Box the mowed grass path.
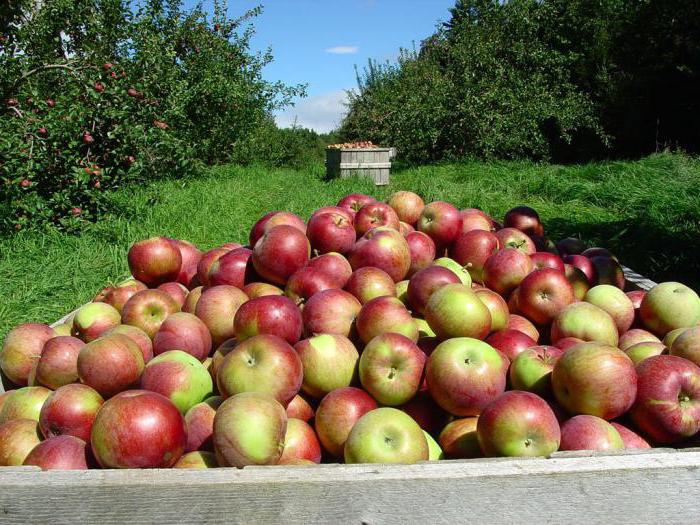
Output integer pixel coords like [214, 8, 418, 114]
[1, 153, 699, 339]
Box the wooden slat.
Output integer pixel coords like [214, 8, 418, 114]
[0, 450, 699, 524]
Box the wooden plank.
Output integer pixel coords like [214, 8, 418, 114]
[0, 451, 699, 524]
[622, 265, 657, 291]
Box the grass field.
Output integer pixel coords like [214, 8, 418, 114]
[1, 153, 699, 339]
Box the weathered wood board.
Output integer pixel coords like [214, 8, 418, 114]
[0, 449, 699, 524]
[326, 148, 392, 185]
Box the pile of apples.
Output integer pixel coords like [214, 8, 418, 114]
[2, 191, 700, 471]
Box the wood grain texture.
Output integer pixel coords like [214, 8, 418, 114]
[326, 148, 391, 185]
[1, 450, 699, 524]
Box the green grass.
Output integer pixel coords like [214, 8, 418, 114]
[1, 153, 699, 340]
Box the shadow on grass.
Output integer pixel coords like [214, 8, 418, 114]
[547, 216, 699, 292]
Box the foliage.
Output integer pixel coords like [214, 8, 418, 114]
[1, 153, 698, 339]
[0, 0, 304, 232]
[340, 0, 700, 163]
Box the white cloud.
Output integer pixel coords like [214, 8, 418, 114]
[325, 46, 359, 55]
[275, 90, 349, 133]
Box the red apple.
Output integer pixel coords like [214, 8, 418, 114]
[584, 285, 635, 334]
[564, 264, 590, 300]
[477, 391, 560, 457]
[504, 206, 543, 236]
[302, 289, 361, 338]
[194, 285, 248, 346]
[551, 302, 619, 347]
[405, 231, 436, 277]
[294, 334, 359, 398]
[344, 407, 428, 464]
[197, 247, 232, 286]
[23, 435, 90, 470]
[483, 248, 533, 296]
[72, 302, 121, 343]
[184, 396, 223, 452]
[507, 314, 540, 342]
[563, 254, 597, 284]
[0, 419, 43, 466]
[559, 415, 624, 451]
[399, 221, 415, 236]
[35, 336, 84, 389]
[424, 284, 492, 340]
[183, 286, 204, 313]
[555, 337, 585, 351]
[310, 205, 354, 223]
[610, 422, 651, 449]
[348, 227, 411, 282]
[168, 238, 202, 288]
[234, 295, 303, 345]
[208, 248, 256, 288]
[307, 211, 356, 255]
[156, 282, 189, 309]
[474, 289, 509, 332]
[345, 267, 396, 304]
[670, 327, 700, 366]
[354, 202, 400, 236]
[591, 256, 625, 289]
[0, 386, 52, 424]
[449, 230, 499, 284]
[213, 392, 287, 467]
[618, 328, 661, 351]
[407, 266, 461, 316]
[252, 225, 310, 285]
[127, 237, 182, 287]
[242, 282, 284, 299]
[279, 418, 322, 464]
[627, 289, 646, 326]
[486, 329, 536, 362]
[306, 252, 353, 288]
[77, 334, 145, 398]
[387, 191, 425, 225]
[337, 193, 376, 213]
[631, 355, 700, 443]
[530, 252, 565, 272]
[359, 333, 426, 406]
[495, 228, 536, 256]
[399, 391, 449, 435]
[417, 201, 462, 251]
[90, 390, 186, 468]
[426, 338, 506, 416]
[39, 384, 104, 441]
[625, 341, 666, 365]
[121, 289, 180, 339]
[438, 417, 481, 459]
[356, 296, 418, 344]
[249, 211, 306, 247]
[104, 325, 153, 364]
[285, 267, 338, 305]
[552, 342, 636, 419]
[217, 334, 302, 405]
[314, 387, 377, 457]
[286, 394, 315, 422]
[517, 269, 575, 326]
[509, 345, 564, 397]
[100, 280, 148, 313]
[556, 237, 587, 257]
[153, 312, 212, 361]
[460, 209, 493, 234]
[640, 282, 700, 337]
[140, 350, 213, 413]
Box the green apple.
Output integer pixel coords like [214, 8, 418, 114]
[433, 257, 472, 286]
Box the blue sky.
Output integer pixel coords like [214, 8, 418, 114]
[184, 1, 456, 132]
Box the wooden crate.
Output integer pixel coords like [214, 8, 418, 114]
[3, 267, 694, 525]
[326, 148, 392, 185]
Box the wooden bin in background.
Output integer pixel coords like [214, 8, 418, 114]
[325, 147, 392, 185]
